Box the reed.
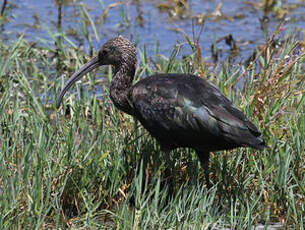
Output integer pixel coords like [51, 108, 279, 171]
[0, 25, 304, 229]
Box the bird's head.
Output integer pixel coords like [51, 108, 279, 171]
[98, 36, 136, 66]
[56, 36, 137, 109]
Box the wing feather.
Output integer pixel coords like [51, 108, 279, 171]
[131, 73, 265, 150]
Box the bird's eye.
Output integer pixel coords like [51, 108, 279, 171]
[101, 49, 108, 56]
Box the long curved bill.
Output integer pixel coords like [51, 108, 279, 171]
[56, 56, 100, 109]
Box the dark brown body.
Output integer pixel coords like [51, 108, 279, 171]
[131, 73, 265, 153]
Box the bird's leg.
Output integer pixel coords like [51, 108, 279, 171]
[197, 151, 211, 189]
[160, 149, 176, 197]
[162, 150, 173, 167]
[162, 150, 174, 180]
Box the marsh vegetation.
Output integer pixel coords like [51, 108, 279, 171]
[0, 1, 304, 229]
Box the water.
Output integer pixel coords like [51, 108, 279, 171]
[1, 0, 304, 61]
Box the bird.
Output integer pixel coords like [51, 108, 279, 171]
[56, 36, 266, 188]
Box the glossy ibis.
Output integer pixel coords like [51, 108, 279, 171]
[56, 36, 266, 187]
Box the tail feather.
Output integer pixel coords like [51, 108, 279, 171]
[219, 120, 267, 150]
[247, 136, 268, 150]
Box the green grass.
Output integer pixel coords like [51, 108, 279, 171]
[0, 28, 304, 229]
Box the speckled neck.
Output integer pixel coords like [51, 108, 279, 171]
[110, 61, 136, 115]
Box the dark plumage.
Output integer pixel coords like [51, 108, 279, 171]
[57, 36, 266, 187]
